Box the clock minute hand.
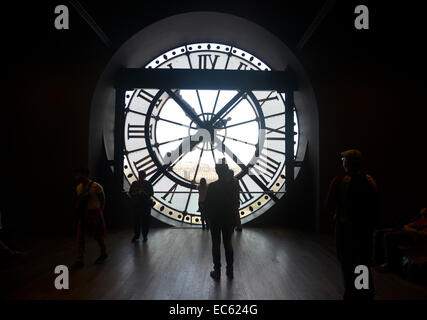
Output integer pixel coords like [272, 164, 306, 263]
[213, 135, 279, 203]
[165, 89, 205, 129]
[209, 90, 245, 127]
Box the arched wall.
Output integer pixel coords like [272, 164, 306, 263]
[89, 12, 320, 229]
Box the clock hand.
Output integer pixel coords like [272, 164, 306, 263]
[163, 130, 207, 166]
[213, 135, 279, 202]
[148, 130, 207, 185]
[209, 90, 245, 127]
[148, 136, 200, 185]
[165, 89, 206, 128]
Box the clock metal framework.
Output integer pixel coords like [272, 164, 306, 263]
[113, 43, 301, 226]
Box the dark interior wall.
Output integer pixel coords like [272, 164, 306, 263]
[3, 1, 426, 234]
[3, 2, 111, 233]
[299, 2, 427, 231]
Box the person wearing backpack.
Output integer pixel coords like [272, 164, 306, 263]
[325, 149, 379, 300]
[73, 168, 107, 268]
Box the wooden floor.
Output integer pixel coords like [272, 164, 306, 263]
[2, 227, 427, 300]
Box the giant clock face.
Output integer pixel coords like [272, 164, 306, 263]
[123, 42, 299, 225]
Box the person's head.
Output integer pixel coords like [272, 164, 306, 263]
[420, 208, 427, 216]
[341, 149, 362, 173]
[215, 159, 229, 179]
[200, 178, 207, 185]
[75, 167, 90, 184]
[226, 169, 234, 181]
[139, 170, 147, 180]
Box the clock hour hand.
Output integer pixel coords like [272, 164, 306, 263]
[165, 89, 205, 129]
[163, 130, 206, 166]
[209, 90, 245, 127]
[149, 131, 207, 185]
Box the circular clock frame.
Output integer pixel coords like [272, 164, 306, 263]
[89, 12, 320, 227]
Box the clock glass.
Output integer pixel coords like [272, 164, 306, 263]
[123, 42, 300, 226]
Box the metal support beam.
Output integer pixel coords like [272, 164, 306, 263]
[285, 90, 295, 189]
[69, 0, 113, 48]
[114, 88, 125, 191]
[114, 67, 299, 198]
[115, 68, 298, 91]
[296, 0, 336, 50]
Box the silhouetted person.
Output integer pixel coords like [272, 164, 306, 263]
[73, 168, 107, 268]
[130, 170, 154, 242]
[198, 178, 208, 230]
[375, 208, 427, 272]
[226, 169, 242, 231]
[205, 160, 239, 280]
[325, 149, 379, 300]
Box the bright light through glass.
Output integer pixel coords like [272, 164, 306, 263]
[156, 89, 259, 183]
[122, 42, 304, 226]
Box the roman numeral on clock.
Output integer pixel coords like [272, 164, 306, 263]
[258, 92, 279, 106]
[137, 89, 162, 108]
[161, 183, 178, 203]
[133, 154, 157, 177]
[198, 54, 220, 69]
[238, 179, 254, 204]
[237, 62, 250, 70]
[251, 152, 281, 185]
[127, 124, 152, 139]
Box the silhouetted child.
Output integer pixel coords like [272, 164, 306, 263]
[198, 178, 208, 230]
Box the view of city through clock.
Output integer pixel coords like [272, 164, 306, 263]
[123, 42, 300, 226]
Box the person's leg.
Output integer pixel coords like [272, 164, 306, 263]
[335, 223, 355, 299]
[373, 228, 393, 266]
[74, 219, 86, 267]
[199, 205, 205, 229]
[353, 234, 375, 300]
[235, 212, 242, 231]
[142, 209, 150, 241]
[210, 224, 221, 279]
[93, 210, 107, 263]
[384, 230, 415, 270]
[341, 247, 356, 299]
[200, 214, 206, 229]
[222, 226, 234, 278]
[132, 208, 141, 241]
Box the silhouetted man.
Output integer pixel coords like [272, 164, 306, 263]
[325, 149, 379, 300]
[226, 169, 242, 231]
[129, 170, 154, 242]
[205, 161, 239, 280]
[73, 168, 107, 268]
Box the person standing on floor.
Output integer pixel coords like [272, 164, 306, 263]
[198, 178, 209, 230]
[205, 160, 239, 281]
[325, 149, 379, 300]
[226, 169, 242, 232]
[130, 170, 154, 242]
[73, 168, 107, 268]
